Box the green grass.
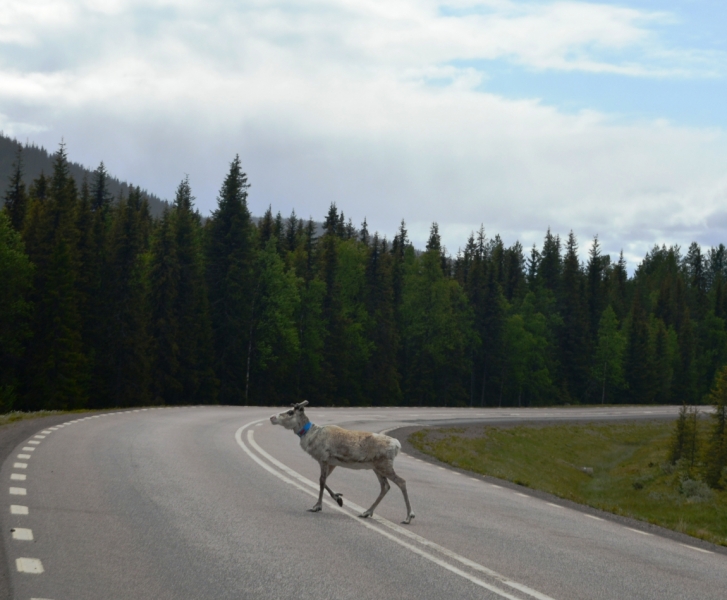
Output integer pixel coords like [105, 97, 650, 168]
[0, 410, 68, 427]
[0, 407, 128, 427]
[409, 421, 727, 547]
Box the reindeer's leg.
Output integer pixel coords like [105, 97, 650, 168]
[309, 462, 328, 513]
[359, 470, 390, 519]
[324, 465, 343, 507]
[378, 461, 415, 524]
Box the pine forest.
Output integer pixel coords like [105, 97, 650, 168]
[3, 143, 727, 414]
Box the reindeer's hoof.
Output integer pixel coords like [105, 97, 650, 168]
[358, 510, 373, 519]
[308, 505, 322, 513]
[334, 494, 344, 507]
[402, 513, 415, 525]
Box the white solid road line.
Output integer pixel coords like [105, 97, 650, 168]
[585, 515, 603, 521]
[626, 528, 651, 536]
[237, 421, 558, 600]
[681, 544, 713, 554]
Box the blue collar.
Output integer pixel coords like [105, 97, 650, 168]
[296, 422, 312, 437]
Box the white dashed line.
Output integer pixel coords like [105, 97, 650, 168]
[16, 557, 43, 574]
[11, 474, 26, 481]
[681, 544, 713, 554]
[33, 435, 46, 439]
[10, 505, 28, 515]
[626, 528, 651, 536]
[27, 441, 40, 445]
[22, 447, 35, 452]
[9, 487, 27, 495]
[13, 463, 27, 469]
[11, 527, 33, 541]
[41, 430, 52, 434]
[17, 454, 31, 459]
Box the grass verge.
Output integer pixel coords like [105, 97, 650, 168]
[0, 410, 69, 427]
[409, 420, 727, 547]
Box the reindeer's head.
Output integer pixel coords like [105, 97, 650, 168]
[270, 401, 309, 433]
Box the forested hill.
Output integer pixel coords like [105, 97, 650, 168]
[0, 134, 169, 216]
[3, 143, 727, 414]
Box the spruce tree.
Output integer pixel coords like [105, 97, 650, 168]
[592, 306, 626, 404]
[364, 234, 401, 405]
[172, 177, 217, 403]
[704, 366, 727, 488]
[684, 242, 707, 320]
[246, 238, 301, 404]
[3, 147, 28, 231]
[624, 290, 655, 404]
[97, 188, 152, 406]
[150, 178, 217, 405]
[586, 236, 605, 339]
[318, 206, 346, 405]
[205, 156, 254, 404]
[0, 211, 33, 410]
[502, 242, 526, 302]
[608, 251, 628, 321]
[559, 232, 589, 402]
[91, 162, 114, 213]
[21, 144, 88, 410]
[149, 208, 182, 404]
[74, 176, 105, 402]
[538, 229, 561, 293]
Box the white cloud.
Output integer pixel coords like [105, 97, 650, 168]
[0, 0, 726, 264]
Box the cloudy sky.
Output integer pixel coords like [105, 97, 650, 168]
[1, 0, 726, 265]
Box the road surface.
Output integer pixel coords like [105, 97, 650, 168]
[1, 405, 724, 600]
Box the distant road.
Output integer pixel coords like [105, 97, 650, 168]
[2, 405, 725, 600]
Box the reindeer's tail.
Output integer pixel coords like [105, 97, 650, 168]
[386, 437, 401, 460]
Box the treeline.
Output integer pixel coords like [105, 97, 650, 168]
[0, 134, 169, 217]
[3, 143, 727, 411]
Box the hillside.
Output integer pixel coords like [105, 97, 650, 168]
[0, 134, 169, 217]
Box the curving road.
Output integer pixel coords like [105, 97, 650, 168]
[1, 405, 725, 600]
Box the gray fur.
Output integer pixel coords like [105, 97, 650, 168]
[270, 401, 415, 524]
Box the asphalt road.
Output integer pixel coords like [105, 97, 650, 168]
[1, 405, 725, 600]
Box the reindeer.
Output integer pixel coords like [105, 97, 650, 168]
[270, 401, 415, 524]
